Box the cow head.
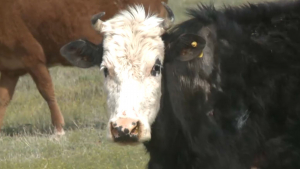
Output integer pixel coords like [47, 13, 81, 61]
[162, 25, 220, 134]
[60, 2, 174, 144]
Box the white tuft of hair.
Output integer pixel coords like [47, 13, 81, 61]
[101, 4, 164, 35]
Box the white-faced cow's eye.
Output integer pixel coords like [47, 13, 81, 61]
[151, 59, 162, 77]
[101, 66, 109, 78]
[104, 68, 109, 77]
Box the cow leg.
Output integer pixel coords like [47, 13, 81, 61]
[28, 64, 65, 135]
[0, 72, 19, 130]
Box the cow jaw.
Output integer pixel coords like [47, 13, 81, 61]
[98, 5, 165, 144]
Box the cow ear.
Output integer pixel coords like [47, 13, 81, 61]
[175, 34, 206, 62]
[60, 39, 103, 68]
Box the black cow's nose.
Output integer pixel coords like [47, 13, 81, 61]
[110, 118, 140, 142]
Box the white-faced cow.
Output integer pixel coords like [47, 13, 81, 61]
[0, 0, 168, 135]
[61, 0, 300, 169]
[61, 2, 174, 142]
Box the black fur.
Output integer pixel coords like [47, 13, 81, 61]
[144, 1, 300, 169]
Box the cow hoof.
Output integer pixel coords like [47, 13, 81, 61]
[54, 128, 65, 136]
[49, 130, 65, 141]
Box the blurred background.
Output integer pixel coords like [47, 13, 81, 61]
[0, 0, 278, 169]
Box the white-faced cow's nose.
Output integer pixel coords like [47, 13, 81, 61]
[110, 118, 140, 143]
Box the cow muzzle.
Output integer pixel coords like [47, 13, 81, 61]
[110, 118, 142, 144]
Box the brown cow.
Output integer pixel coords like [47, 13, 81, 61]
[0, 0, 168, 135]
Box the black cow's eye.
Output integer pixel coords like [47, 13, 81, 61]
[151, 59, 162, 77]
[102, 67, 109, 77]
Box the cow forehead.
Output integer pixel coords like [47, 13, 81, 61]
[100, 5, 165, 74]
[102, 5, 164, 36]
[102, 35, 164, 69]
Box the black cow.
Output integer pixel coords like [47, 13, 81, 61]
[60, 0, 300, 169]
[146, 1, 300, 169]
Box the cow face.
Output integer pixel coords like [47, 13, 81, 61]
[163, 26, 218, 126]
[99, 7, 166, 144]
[60, 3, 174, 144]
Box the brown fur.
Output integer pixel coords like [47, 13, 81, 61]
[0, 0, 168, 134]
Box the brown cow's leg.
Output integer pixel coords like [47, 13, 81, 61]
[28, 64, 65, 135]
[0, 72, 19, 130]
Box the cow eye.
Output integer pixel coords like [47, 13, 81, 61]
[101, 66, 109, 77]
[103, 68, 109, 77]
[151, 59, 162, 77]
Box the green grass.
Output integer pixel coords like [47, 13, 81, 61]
[3, 67, 107, 134]
[0, 0, 279, 168]
[0, 129, 148, 169]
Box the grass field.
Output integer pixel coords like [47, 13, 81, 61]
[1, 0, 278, 168]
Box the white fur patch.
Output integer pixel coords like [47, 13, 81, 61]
[98, 5, 165, 142]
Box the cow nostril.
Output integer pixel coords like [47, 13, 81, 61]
[124, 128, 129, 134]
[116, 126, 124, 134]
[130, 121, 140, 135]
